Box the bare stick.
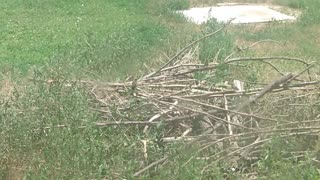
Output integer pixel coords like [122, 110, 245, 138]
[224, 39, 279, 61]
[162, 136, 195, 143]
[236, 73, 293, 112]
[142, 19, 234, 79]
[142, 140, 148, 162]
[90, 86, 110, 107]
[173, 64, 217, 76]
[225, 56, 309, 65]
[160, 64, 206, 72]
[258, 61, 303, 81]
[181, 81, 318, 99]
[95, 121, 159, 126]
[169, 96, 278, 122]
[160, 101, 251, 129]
[162, 128, 193, 143]
[259, 61, 285, 76]
[224, 95, 233, 135]
[34, 121, 160, 131]
[182, 128, 193, 137]
[133, 156, 168, 177]
[143, 100, 178, 133]
[287, 63, 315, 83]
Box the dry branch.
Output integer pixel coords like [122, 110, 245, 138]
[236, 73, 293, 111]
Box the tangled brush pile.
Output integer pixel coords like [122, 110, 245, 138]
[85, 22, 320, 177]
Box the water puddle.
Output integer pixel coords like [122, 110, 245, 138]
[177, 3, 297, 24]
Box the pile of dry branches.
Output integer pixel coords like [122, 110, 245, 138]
[86, 23, 320, 176]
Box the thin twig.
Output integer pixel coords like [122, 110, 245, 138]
[225, 56, 309, 65]
[224, 39, 279, 61]
[142, 19, 234, 79]
[133, 156, 168, 177]
[287, 63, 315, 83]
[96, 121, 159, 126]
[224, 95, 233, 135]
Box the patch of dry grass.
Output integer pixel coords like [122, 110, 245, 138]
[0, 79, 15, 101]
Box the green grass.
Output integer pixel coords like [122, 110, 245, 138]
[225, 0, 320, 82]
[1, 0, 320, 179]
[235, 0, 320, 56]
[0, 0, 174, 78]
[0, 0, 197, 179]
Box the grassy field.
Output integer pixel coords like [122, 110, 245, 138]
[0, 0, 195, 79]
[1, 0, 320, 179]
